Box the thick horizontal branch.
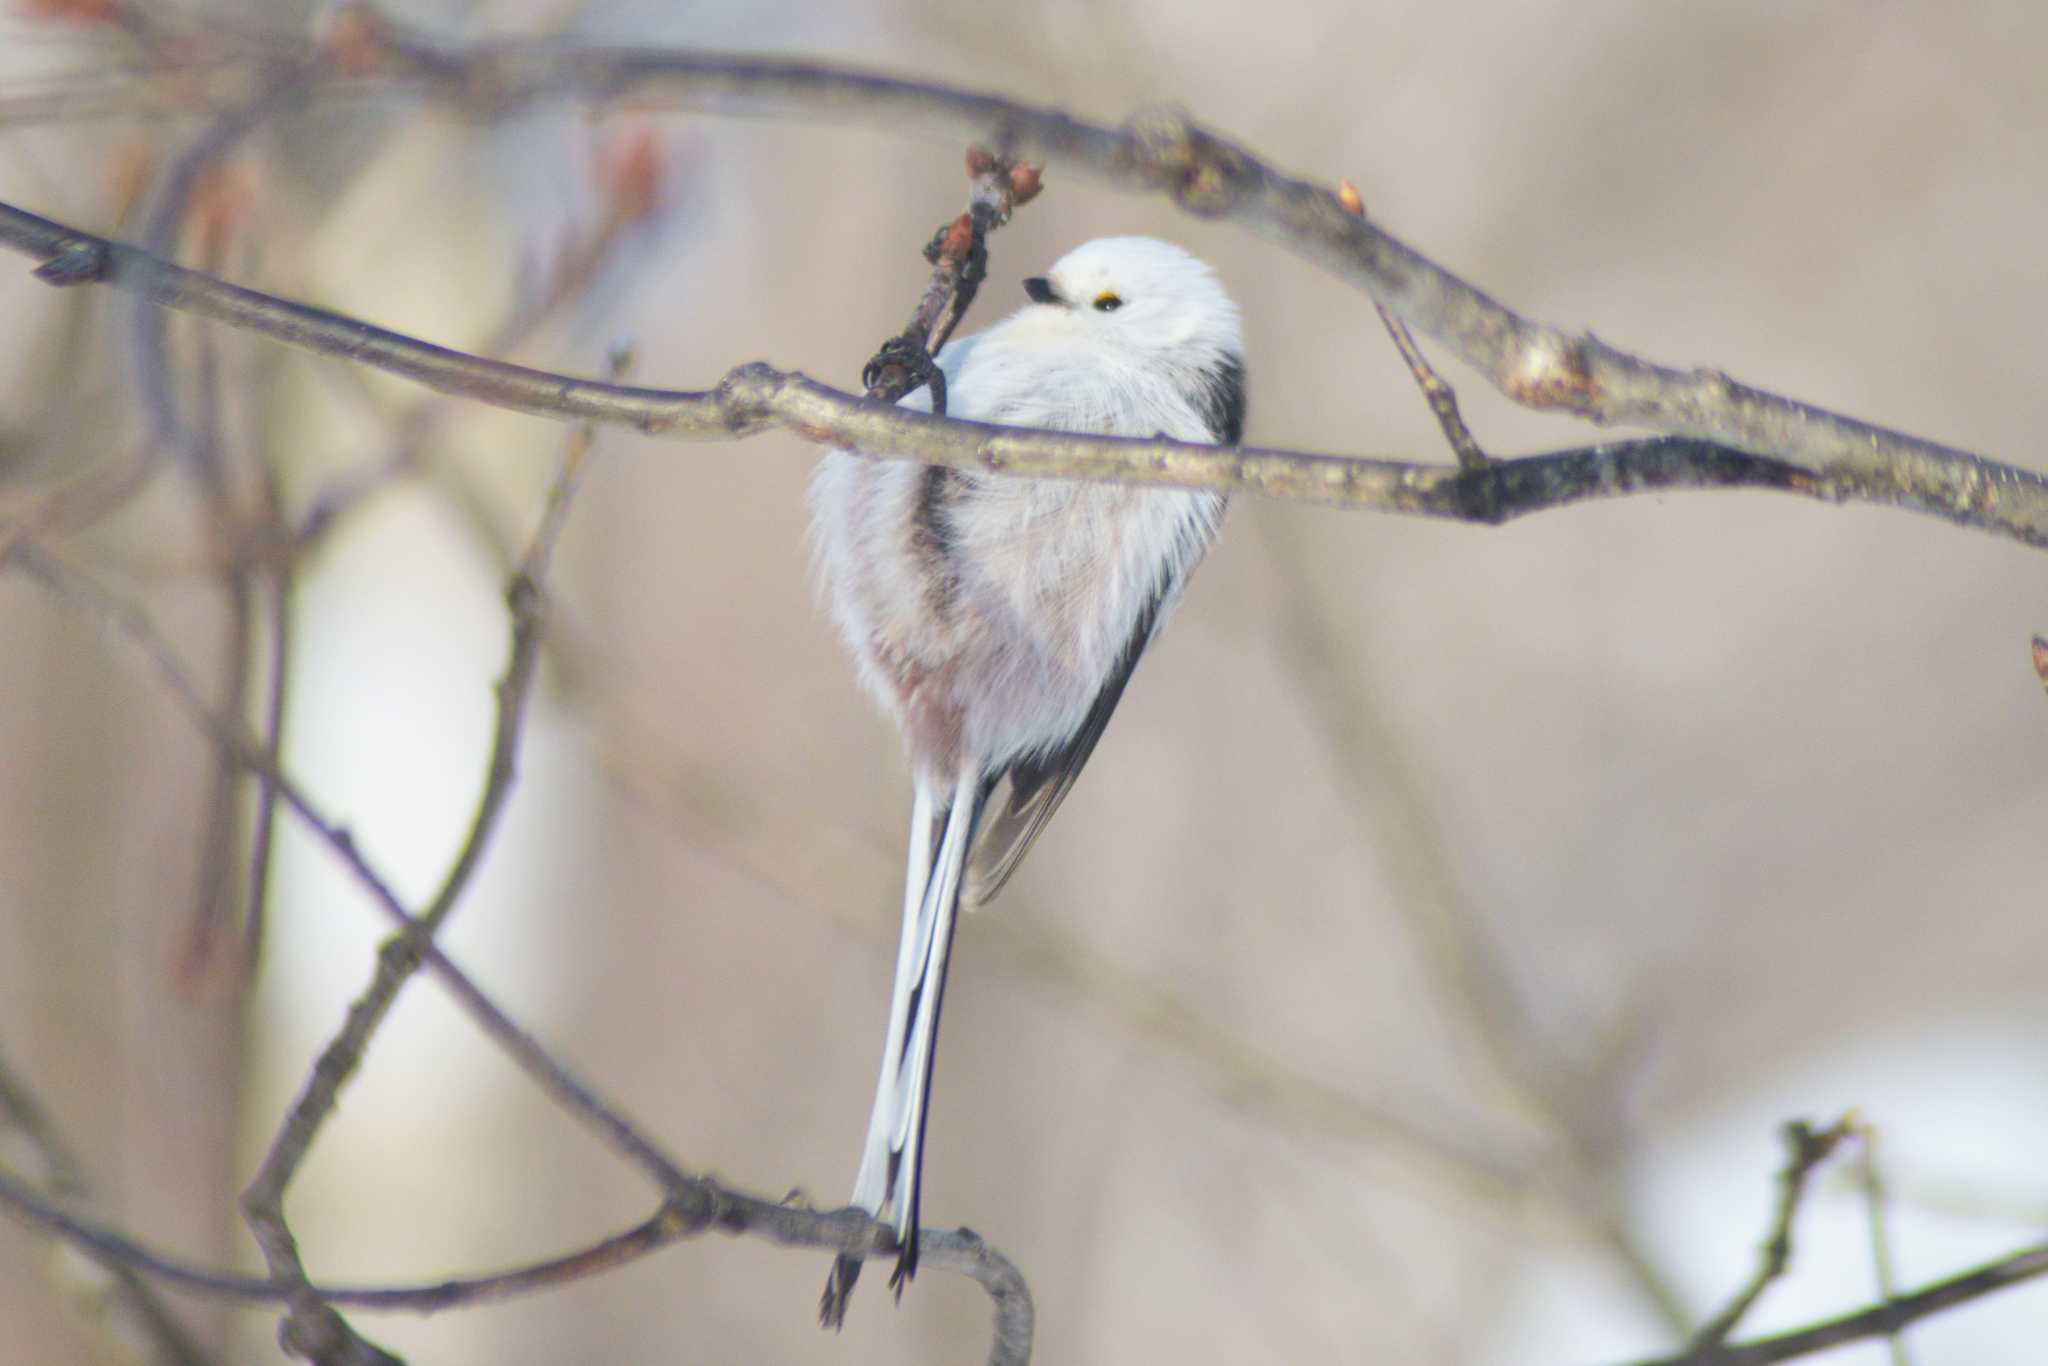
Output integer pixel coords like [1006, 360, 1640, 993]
[2, 198, 2040, 547]
[4, 24, 2040, 542]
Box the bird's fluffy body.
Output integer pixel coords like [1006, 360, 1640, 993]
[811, 236, 1240, 785]
[808, 236, 1245, 1317]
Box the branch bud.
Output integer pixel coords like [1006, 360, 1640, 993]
[1006, 163, 1043, 205]
[938, 212, 975, 263]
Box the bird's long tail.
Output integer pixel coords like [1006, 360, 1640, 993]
[821, 771, 987, 1327]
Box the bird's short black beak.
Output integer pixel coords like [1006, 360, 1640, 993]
[1022, 276, 1059, 306]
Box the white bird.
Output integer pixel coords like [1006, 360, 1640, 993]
[809, 235, 1246, 1321]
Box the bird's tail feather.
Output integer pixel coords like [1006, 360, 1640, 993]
[822, 772, 986, 1326]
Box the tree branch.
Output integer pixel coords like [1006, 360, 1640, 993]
[2, 26, 2038, 541]
[0, 532, 1035, 1364]
[0, 1160, 1028, 1342]
[1615, 1237, 2048, 1366]
[3, 197, 2039, 550]
[1691, 1118, 1855, 1348]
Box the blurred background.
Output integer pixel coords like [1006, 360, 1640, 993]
[1, 1, 2045, 1362]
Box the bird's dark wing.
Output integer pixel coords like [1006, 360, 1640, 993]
[967, 590, 1164, 906]
[968, 349, 1243, 905]
[1197, 353, 1248, 446]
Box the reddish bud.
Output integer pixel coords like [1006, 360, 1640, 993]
[966, 145, 997, 177]
[1007, 162, 1043, 205]
[939, 212, 975, 262]
[1336, 178, 1365, 217]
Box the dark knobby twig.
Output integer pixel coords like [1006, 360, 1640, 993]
[861, 147, 1042, 412]
[1691, 1117, 1857, 1349]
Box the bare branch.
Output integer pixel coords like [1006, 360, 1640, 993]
[862, 147, 1041, 411]
[0, 535, 1035, 1362]
[232, 389, 605, 1359]
[2, 18, 2038, 1364]
[1691, 1117, 1856, 1348]
[1338, 177, 1489, 470]
[1849, 1123, 1914, 1366]
[0, 1164, 1026, 1328]
[3, 199, 2039, 550]
[1615, 1237, 2048, 1366]
[3, 32, 2037, 540]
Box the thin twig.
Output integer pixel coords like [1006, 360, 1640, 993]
[234, 383, 603, 1359]
[277, 124, 676, 569]
[861, 146, 1041, 411]
[1338, 177, 1489, 469]
[1374, 303, 1489, 468]
[3, 536, 691, 1189]
[239, 465, 293, 974]
[3, 530, 1038, 1361]
[1691, 1117, 1856, 1348]
[1850, 1122, 1914, 1366]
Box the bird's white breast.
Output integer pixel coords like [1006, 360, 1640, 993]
[810, 315, 1224, 782]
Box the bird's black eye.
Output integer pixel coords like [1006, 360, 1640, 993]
[1093, 292, 1123, 312]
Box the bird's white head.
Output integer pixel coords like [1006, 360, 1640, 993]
[1019, 235, 1242, 364]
